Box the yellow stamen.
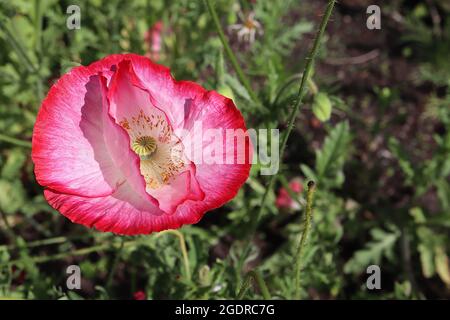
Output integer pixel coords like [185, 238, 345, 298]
[132, 136, 157, 160]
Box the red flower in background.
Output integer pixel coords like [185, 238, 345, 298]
[133, 290, 146, 300]
[275, 178, 303, 211]
[32, 54, 251, 235]
[145, 21, 163, 61]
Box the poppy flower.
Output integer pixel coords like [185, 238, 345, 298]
[32, 54, 251, 235]
[275, 178, 303, 211]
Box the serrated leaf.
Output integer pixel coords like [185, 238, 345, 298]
[315, 121, 351, 186]
[388, 137, 415, 182]
[224, 74, 251, 102]
[344, 227, 399, 274]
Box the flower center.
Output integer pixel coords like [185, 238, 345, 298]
[244, 19, 256, 29]
[119, 109, 189, 190]
[132, 135, 157, 160]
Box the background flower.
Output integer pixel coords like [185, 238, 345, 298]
[275, 178, 303, 211]
[144, 21, 163, 61]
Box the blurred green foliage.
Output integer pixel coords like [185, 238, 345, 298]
[0, 0, 449, 300]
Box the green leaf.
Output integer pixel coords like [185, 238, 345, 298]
[0, 179, 25, 214]
[344, 226, 400, 274]
[224, 74, 251, 102]
[217, 84, 235, 101]
[312, 92, 332, 122]
[1, 148, 26, 180]
[388, 137, 415, 182]
[436, 179, 450, 211]
[300, 164, 318, 182]
[435, 246, 450, 286]
[418, 243, 435, 278]
[315, 121, 351, 187]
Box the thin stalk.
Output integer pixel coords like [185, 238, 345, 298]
[157, 230, 191, 280]
[204, 0, 261, 107]
[0, 210, 16, 244]
[0, 133, 32, 148]
[272, 74, 318, 107]
[238, 0, 336, 270]
[0, 18, 43, 102]
[400, 228, 425, 299]
[106, 238, 125, 290]
[237, 269, 271, 300]
[294, 181, 316, 299]
[0, 239, 141, 267]
[33, 0, 44, 101]
[0, 22, 37, 74]
[0, 236, 71, 251]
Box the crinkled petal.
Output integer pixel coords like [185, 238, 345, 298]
[105, 55, 252, 215]
[107, 59, 204, 213]
[32, 67, 123, 197]
[44, 183, 202, 235]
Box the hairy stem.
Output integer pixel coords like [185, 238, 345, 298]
[0, 133, 32, 148]
[238, 0, 336, 271]
[237, 269, 271, 300]
[294, 181, 316, 299]
[106, 237, 125, 290]
[272, 74, 318, 107]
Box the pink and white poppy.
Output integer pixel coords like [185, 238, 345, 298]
[32, 54, 251, 235]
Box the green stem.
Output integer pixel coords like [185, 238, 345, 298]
[157, 230, 191, 280]
[33, 0, 44, 102]
[272, 74, 318, 107]
[294, 181, 316, 299]
[0, 22, 38, 74]
[1, 19, 44, 102]
[237, 269, 271, 300]
[0, 239, 141, 267]
[204, 0, 261, 107]
[0, 236, 73, 251]
[0, 210, 16, 244]
[238, 0, 336, 271]
[106, 238, 125, 290]
[0, 133, 32, 148]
